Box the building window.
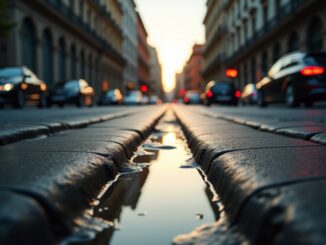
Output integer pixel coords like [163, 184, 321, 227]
[42, 29, 53, 85]
[262, 4, 268, 25]
[88, 54, 92, 83]
[70, 44, 77, 78]
[273, 42, 282, 62]
[251, 15, 256, 36]
[288, 31, 299, 52]
[261, 51, 268, 76]
[80, 50, 85, 78]
[251, 57, 256, 83]
[306, 17, 324, 52]
[275, 0, 281, 14]
[79, 0, 84, 21]
[58, 37, 66, 80]
[21, 18, 37, 72]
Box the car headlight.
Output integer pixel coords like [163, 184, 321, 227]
[0, 83, 14, 91]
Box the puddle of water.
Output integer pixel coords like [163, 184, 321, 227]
[88, 111, 220, 245]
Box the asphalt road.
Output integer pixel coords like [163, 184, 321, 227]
[0, 104, 325, 126]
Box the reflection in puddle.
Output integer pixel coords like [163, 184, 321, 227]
[92, 111, 220, 245]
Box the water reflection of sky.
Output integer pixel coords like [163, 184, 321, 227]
[94, 118, 220, 245]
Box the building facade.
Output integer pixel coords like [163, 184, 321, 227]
[119, 0, 138, 94]
[203, 0, 326, 89]
[149, 46, 163, 98]
[2, 0, 125, 98]
[184, 44, 204, 91]
[136, 12, 150, 88]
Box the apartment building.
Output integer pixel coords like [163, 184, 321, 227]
[2, 0, 125, 97]
[184, 44, 204, 91]
[149, 46, 163, 98]
[119, 0, 138, 93]
[203, 0, 326, 89]
[136, 12, 150, 87]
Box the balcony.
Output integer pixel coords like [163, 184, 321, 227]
[45, 0, 125, 66]
[226, 0, 314, 65]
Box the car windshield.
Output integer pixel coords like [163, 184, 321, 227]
[0, 67, 22, 78]
[305, 55, 326, 66]
[56, 80, 79, 91]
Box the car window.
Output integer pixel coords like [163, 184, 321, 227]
[304, 55, 326, 66]
[0, 67, 22, 78]
[281, 59, 300, 70]
[57, 80, 80, 91]
[268, 60, 282, 77]
[212, 83, 232, 92]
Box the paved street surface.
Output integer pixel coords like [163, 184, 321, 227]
[0, 105, 326, 244]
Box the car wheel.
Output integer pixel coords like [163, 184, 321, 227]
[38, 93, 47, 108]
[58, 102, 64, 108]
[285, 85, 299, 107]
[77, 96, 84, 107]
[257, 90, 267, 107]
[304, 100, 314, 108]
[13, 89, 25, 108]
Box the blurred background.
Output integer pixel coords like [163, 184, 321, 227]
[0, 0, 325, 108]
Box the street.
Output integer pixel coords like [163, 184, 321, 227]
[1, 0, 326, 244]
[0, 104, 325, 244]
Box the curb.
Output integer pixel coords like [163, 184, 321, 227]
[0, 107, 167, 244]
[0, 110, 136, 145]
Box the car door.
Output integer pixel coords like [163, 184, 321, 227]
[263, 60, 281, 103]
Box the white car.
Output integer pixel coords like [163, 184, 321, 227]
[124, 90, 143, 105]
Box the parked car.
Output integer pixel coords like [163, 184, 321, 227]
[240, 83, 258, 105]
[0, 66, 47, 108]
[124, 90, 143, 105]
[98, 89, 123, 105]
[183, 90, 201, 104]
[149, 95, 159, 104]
[204, 80, 240, 105]
[47, 79, 94, 107]
[257, 52, 326, 107]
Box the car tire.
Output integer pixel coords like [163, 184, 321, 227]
[77, 96, 84, 107]
[13, 89, 25, 109]
[58, 102, 64, 108]
[257, 90, 267, 107]
[285, 85, 299, 107]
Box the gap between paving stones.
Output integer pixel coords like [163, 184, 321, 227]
[0, 107, 167, 244]
[0, 109, 142, 146]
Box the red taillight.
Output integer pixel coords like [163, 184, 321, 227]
[235, 90, 241, 98]
[301, 66, 325, 76]
[183, 97, 190, 103]
[206, 90, 213, 98]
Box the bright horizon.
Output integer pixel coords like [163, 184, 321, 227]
[135, 0, 206, 92]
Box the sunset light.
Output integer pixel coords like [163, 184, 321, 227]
[135, 0, 205, 92]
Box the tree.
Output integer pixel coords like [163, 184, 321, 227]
[0, 0, 15, 37]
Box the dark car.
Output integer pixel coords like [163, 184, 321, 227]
[257, 52, 326, 107]
[240, 83, 258, 105]
[0, 66, 47, 108]
[48, 79, 94, 107]
[204, 80, 240, 105]
[183, 90, 201, 104]
[98, 89, 123, 105]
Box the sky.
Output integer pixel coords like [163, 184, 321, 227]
[135, 0, 206, 92]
